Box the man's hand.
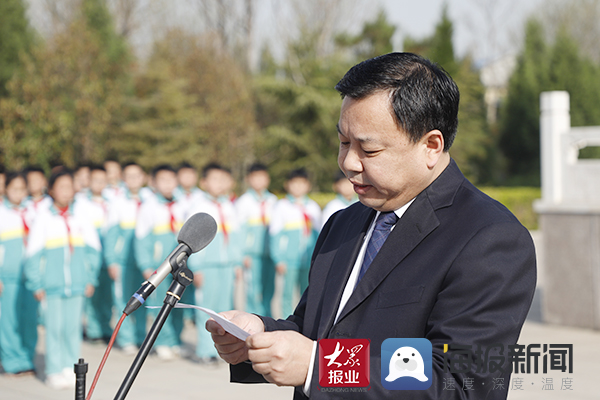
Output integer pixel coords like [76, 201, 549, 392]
[142, 269, 153, 280]
[85, 284, 95, 298]
[193, 272, 203, 288]
[34, 289, 46, 302]
[247, 330, 313, 387]
[276, 262, 286, 275]
[243, 256, 252, 269]
[206, 310, 265, 365]
[108, 264, 120, 281]
[0, 279, 3, 296]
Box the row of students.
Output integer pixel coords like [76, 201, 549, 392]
[0, 160, 357, 384]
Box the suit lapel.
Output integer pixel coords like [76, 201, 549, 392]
[335, 192, 440, 324]
[318, 207, 374, 338]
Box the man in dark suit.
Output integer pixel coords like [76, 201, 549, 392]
[207, 52, 536, 399]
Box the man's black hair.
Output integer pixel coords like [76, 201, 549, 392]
[202, 162, 230, 178]
[122, 161, 142, 170]
[75, 163, 91, 171]
[247, 163, 268, 174]
[5, 171, 27, 187]
[335, 52, 460, 151]
[90, 164, 106, 173]
[151, 164, 176, 178]
[48, 167, 74, 189]
[24, 165, 45, 175]
[178, 162, 196, 172]
[286, 168, 309, 181]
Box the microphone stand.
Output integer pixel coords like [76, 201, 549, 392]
[114, 265, 194, 400]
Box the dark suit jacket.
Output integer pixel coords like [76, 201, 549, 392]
[231, 160, 537, 399]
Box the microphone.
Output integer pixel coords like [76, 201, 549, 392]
[123, 212, 217, 315]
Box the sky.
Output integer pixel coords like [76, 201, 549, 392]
[379, 0, 545, 65]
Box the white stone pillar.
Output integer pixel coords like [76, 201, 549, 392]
[540, 91, 570, 205]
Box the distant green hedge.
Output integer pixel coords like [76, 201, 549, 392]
[309, 186, 541, 231]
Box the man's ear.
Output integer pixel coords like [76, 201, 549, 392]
[422, 129, 445, 169]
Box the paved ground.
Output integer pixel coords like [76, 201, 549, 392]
[0, 318, 597, 400]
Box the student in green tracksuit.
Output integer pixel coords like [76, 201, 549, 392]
[24, 168, 101, 389]
[234, 163, 277, 316]
[269, 169, 321, 317]
[0, 172, 37, 376]
[187, 163, 242, 362]
[134, 165, 185, 361]
[104, 162, 148, 354]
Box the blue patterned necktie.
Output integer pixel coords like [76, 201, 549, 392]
[356, 211, 399, 285]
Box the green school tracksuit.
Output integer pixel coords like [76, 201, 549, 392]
[0, 199, 37, 374]
[235, 189, 277, 316]
[269, 195, 321, 317]
[104, 190, 146, 348]
[134, 194, 185, 349]
[24, 202, 101, 377]
[187, 194, 242, 359]
[77, 194, 113, 341]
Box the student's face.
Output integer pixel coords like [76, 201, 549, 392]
[333, 177, 355, 201]
[123, 165, 145, 193]
[27, 171, 47, 197]
[50, 176, 75, 208]
[104, 161, 122, 185]
[337, 91, 435, 212]
[6, 177, 27, 206]
[89, 170, 107, 196]
[247, 171, 270, 192]
[154, 170, 177, 199]
[177, 168, 197, 190]
[201, 169, 230, 198]
[285, 177, 311, 198]
[74, 167, 90, 192]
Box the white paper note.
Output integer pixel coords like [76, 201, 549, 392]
[146, 304, 250, 341]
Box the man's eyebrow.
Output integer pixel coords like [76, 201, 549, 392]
[336, 123, 375, 143]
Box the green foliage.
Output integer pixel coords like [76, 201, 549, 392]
[0, 0, 34, 97]
[498, 17, 600, 185]
[335, 10, 396, 60]
[0, 2, 130, 170]
[114, 30, 256, 180]
[427, 4, 457, 76]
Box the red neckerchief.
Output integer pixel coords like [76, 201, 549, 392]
[295, 199, 311, 236]
[165, 201, 176, 234]
[13, 205, 29, 245]
[213, 200, 228, 244]
[260, 199, 267, 226]
[57, 205, 73, 253]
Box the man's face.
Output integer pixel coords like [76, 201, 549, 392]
[154, 170, 177, 199]
[89, 170, 107, 196]
[74, 167, 90, 192]
[177, 168, 197, 190]
[6, 177, 27, 206]
[201, 169, 230, 198]
[337, 91, 432, 212]
[123, 165, 145, 193]
[104, 161, 122, 185]
[27, 171, 47, 197]
[285, 177, 311, 198]
[50, 175, 75, 208]
[247, 171, 270, 192]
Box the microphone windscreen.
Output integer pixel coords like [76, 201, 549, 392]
[177, 212, 218, 253]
